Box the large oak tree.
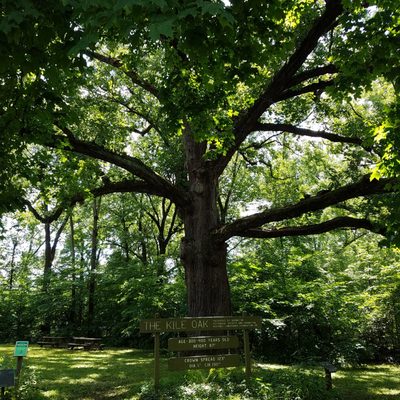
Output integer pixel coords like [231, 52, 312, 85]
[1, 0, 399, 316]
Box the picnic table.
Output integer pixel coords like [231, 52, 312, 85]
[37, 336, 68, 348]
[67, 337, 104, 350]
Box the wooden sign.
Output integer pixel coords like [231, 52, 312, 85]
[168, 354, 241, 371]
[14, 341, 29, 357]
[140, 314, 261, 389]
[0, 369, 15, 387]
[140, 316, 262, 333]
[168, 335, 239, 351]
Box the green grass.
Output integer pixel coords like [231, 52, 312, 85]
[0, 345, 160, 399]
[256, 363, 400, 400]
[0, 344, 399, 399]
[334, 365, 400, 400]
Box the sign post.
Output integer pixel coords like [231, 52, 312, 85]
[154, 332, 160, 391]
[153, 314, 160, 392]
[14, 341, 29, 386]
[243, 329, 251, 382]
[242, 313, 251, 383]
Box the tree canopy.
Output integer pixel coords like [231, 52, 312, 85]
[0, 0, 399, 317]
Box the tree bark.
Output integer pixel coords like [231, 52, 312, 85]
[181, 132, 231, 317]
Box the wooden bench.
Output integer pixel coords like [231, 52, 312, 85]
[37, 336, 68, 348]
[68, 337, 104, 350]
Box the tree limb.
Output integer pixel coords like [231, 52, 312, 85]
[214, 175, 397, 241]
[274, 79, 334, 102]
[108, 97, 161, 135]
[25, 201, 46, 223]
[51, 211, 71, 258]
[288, 64, 338, 87]
[84, 50, 160, 99]
[25, 178, 184, 225]
[53, 127, 190, 208]
[254, 122, 366, 148]
[213, 0, 344, 176]
[238, 216, 385, 239]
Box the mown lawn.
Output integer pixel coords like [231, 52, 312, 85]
[0, 344, 399, 399]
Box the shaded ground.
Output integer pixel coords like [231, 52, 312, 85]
[0, 345, 399, 399]
[334, 365, 400, 400]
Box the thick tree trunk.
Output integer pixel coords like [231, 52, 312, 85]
[181, 133, 232, 317]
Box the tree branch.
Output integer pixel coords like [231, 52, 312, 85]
[288, 64, 338, 87]
[274, 79, 334, 102]
[25, 179, 168, 224]
[238, 216, 385, 239]
[25, 201, 46, 223]
[254, 122, 366, 148]
[165, 206, 181, 243]
[84, 50, 160, 99]
[213, 0, 344, 176]
[214, 175, 397, 241]
[108, 97, 161, 134]
[53, 127, 190, 208]
[51, 211, 71, 258]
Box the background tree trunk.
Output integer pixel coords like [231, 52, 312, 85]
[8, 240, 17, 290]
[69, 214, 77, 330]
[88, 197, 101, 335]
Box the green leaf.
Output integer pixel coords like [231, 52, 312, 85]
[149, 17, 175, 40]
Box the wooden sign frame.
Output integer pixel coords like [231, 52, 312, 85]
[140, 316, 261, 333]
[140, 314, 261, 390]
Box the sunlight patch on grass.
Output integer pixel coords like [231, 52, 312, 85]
[43, 389, 60, 398]
[74, 377, 98, 383]
[124, 360, 152, 365]
[103, 386, 130, 398]
[257, 363, 290, 370]
[73, 362, 99, 368]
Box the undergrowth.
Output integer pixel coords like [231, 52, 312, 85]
[138, 367, 336, 400]
[0, 354, 42, 400]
